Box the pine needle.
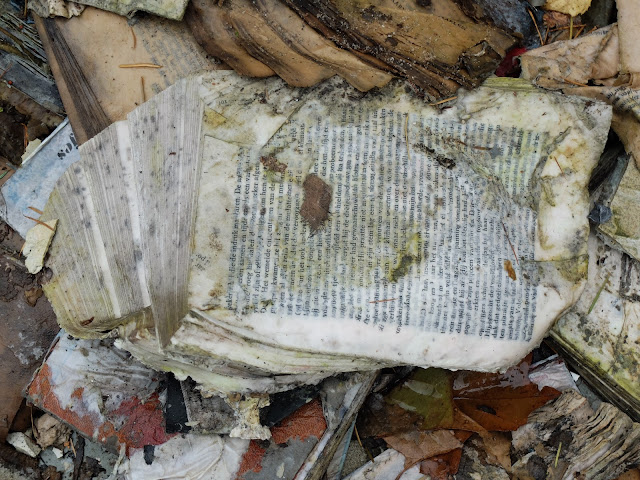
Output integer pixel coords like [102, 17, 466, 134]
[554, 441, 562, 468]
[355, 425, 374, 463]
[23, 214, 54, 231]
[428, 96, 457, 106]
[119, 63, 162, 69]
[528, 9, 544, 45]
[588, 274, 610, 314]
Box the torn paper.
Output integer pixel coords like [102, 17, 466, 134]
[23, 219, 57, 274]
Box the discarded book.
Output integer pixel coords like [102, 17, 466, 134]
[34, 72, 611, 401]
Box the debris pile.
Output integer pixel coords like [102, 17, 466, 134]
[1, 0, 640, 478]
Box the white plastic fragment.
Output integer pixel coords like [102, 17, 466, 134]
[6, 432, 42, 458]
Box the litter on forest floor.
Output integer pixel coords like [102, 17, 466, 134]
[3, 0, 640, 478]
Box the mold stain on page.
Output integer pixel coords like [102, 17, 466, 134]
[300, 174, 332, 233]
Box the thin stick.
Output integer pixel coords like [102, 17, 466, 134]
[501, 221, 519, 265]
[528, 9, 544, 45]
[549, 24, 586, 32]
[553, 157, 565, 176]
[562, 77, 589, 87]
[141, 76, 146, 102]
[22, 123, 28, 150]
[0, 62, 13, 80]
[23, 214, 54, 231]
[569, 16, 574, 39]
[588, 274, 610, 314]
[28, 206, 43, 214]
[554, 441, 562, 468]
[587, 26, 599, 34]
[428, 96, 457, 106]
[130, 26, 137, 49]
[119, 63, 162, 69]
[69, 438, 76, 457]
[404, 114, 411, 161]
[574, 24, 586, 38]
[369, 298, 397, 304]
[354, 425, 374, 463]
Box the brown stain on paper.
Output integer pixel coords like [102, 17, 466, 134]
[504, 259, 517, 281]
[300, 174, 331, 233]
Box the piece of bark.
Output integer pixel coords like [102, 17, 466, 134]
[512, 390, 640, 480]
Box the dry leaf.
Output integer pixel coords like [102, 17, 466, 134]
[478, 431, 512, 471]
[452, 357, 561, 431]
[420, 448, 464, 479]
[384, 430, 462, 466]
[543, 0, 591, 17]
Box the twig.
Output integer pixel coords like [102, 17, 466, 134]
[549, 24, 586, 32]
[569, 16, 573, 39]
[588, 274, 610, 314]
[130, 26, 137, 49]
[354, 425, 374, 463]
[553, 157, 565, 176]
[119, 63, 162, 69]
[574, 24, 586, 38]
[110, 444, 126, 480]
[554, 441, 562, 468]
[141, 76, 146, 102]
[22, 123, 28, 150]
[428, 96, 457, 106]
[404, 114, 411, 161]
[23, 214, 54, 231]
[528, 9, 544, 45]
[369, 298, 397, 304]
[28, 206, 43, 215]
[0, 62, 13, 80]
[561, 77, 589, 87]
[501, 221, 519, 265]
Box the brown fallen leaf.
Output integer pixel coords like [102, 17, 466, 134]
[383, 429, 462, 467]
[478, 431, 512, 471]
[452, 357, 561, 431]
[420, 448, 464, 480]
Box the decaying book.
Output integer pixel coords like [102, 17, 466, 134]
[186, 0, 518, 99]
[550, 233, 640, 420]
[33, 6, 218, 144]
[35, 72, 611, 400]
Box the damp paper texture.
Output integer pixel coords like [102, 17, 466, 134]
[40, 73, 611, 394]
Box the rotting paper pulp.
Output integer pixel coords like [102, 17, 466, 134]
[520, 4, 640, 260]
[38, 72, 611, 398]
